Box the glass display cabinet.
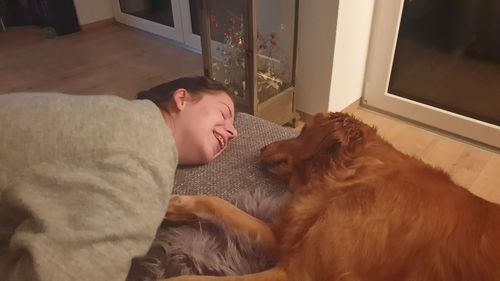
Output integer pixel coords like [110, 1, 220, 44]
[199, 0, 299, 125]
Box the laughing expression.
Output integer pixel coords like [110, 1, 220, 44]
[173, 91, 237, 165]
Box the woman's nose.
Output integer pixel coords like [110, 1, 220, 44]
[226, 123, 238, 139]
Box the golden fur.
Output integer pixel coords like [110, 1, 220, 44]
[165, 112, 500, 281]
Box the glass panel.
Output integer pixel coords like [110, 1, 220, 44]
[189, 0, 201, 35]
[208, 1, 248, 98]
[389, 0, 500, 126]
[119, 0, 175, 27]
[255, 0, 295, 104]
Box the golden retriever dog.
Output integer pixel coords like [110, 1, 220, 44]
[164, 112, 500, 281]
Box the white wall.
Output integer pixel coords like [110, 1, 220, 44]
[73, 0, 114, 25]
[328, 0, 375, 112]
[295, 0, 339, 114]
[294, 0, 375, 114]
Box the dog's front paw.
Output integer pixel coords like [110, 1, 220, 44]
[164, 195, 198, 223]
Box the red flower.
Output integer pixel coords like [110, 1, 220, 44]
[209, 15, 219, 29]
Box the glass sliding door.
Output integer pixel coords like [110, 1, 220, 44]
[114, 0, 203, 50]
[113, 0, 183, 42]
[389, 0, 500, 126]
[188, 0, 201, 36]
[364, 0, 500, 149]
[119, 0, 175, 27]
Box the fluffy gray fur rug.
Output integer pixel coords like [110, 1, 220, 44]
[127, 189, 291, 281]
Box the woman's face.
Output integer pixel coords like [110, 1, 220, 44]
[170, 90, 237, 165]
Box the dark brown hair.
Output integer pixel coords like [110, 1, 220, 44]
[136, 76, 230, 111]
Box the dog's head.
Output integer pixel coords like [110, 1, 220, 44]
[260, 112, 373, 191]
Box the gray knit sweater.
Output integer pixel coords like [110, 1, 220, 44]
[0, 93, 177, 281]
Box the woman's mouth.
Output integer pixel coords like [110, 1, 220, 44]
[214, 132, 226, 150]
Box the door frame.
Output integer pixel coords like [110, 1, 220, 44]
[363, 0, 500, 149]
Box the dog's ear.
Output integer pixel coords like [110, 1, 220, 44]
[327, 112, 364, 151]
[299, 113, 363, 160]
[299, 113, 364, 171]
[291, 125, 340, 186]
[291, 113, 364, 187]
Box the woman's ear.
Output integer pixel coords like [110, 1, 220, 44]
[172, 88, 190, 111]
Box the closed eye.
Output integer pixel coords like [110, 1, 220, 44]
[220, 103, 233, 120]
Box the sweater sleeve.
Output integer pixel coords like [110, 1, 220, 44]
[0, 93, 178, 281]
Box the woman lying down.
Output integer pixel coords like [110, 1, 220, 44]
[0, 76, 237, 281]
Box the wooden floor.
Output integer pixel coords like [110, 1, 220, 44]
[1, 23, 498, 204]
[0, 24, 203, 99]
